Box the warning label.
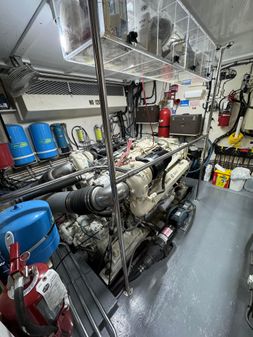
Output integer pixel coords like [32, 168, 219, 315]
[36, 269, 67, 311]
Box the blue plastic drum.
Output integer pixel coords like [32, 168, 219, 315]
[29, 123, 58, 159]
[6, 124, 36, 166]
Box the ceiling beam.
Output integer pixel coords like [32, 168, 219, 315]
[10, 0, 47, 57]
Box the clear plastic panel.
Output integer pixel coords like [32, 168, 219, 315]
[175, 2, 188, 22]
[105, 50, 152, 72]
[53, 0, 216, 82]
[144, 63, 175, 77]
[196, 33, 207, 76]
[105, 71, 138, 81]
[126, 60, 163, 75]
[173, 16, 188, 66]
[104, 0, 128, 38]
[201, 53, 209, 78]
[70, 39, 128, 65]
[158, 2, 176, 60]
[161, 0, 177, 11]
[155, 69, 179, 82]
[135, 1, 176, 57]
[207, 39, 216, 69]
[186, 19, 209, 75]
[53, 0, 92, 59]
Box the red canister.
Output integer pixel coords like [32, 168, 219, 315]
[158, 107, 171, 138]
[0, 143, 13, 169]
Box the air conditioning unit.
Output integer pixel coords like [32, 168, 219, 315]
[14, 78, 126, 122]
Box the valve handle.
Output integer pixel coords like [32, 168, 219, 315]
[9, 242, 27, 278]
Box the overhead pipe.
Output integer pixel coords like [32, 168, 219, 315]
[221, 57, 253, 70]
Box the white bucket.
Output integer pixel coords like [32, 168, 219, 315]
[230, 179, 245, 191]
[230, 167, 251, 192]
[244, 177, 253, 192]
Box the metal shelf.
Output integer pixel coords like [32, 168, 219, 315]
[53, 0, 216, 83]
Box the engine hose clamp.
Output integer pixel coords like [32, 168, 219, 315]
[14, 275, 24, 290]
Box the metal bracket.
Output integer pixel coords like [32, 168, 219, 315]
[5, 231, 14, 251]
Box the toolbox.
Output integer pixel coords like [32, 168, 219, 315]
[170, 114, 202, 136]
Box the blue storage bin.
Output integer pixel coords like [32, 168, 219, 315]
[29, 123, 58, 159]
[0, 200, 59, 264]
[6, 124, 36, 166]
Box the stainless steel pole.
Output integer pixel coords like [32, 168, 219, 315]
[87, 0, 131, 295]
[69, 298, 89, 337]
[196, 42, 234, 199]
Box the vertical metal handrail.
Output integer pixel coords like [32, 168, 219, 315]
[196, 41, 234, 199]
[87, 0, 131, 295]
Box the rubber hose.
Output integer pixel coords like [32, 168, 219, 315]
[39, 162, 74, 183]
[21, 175, 82, 202]
[66, 186, 96, 214]
[47, 183, 129, 215]
[14, 286, 57, 337]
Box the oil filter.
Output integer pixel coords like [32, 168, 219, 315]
[51, 123, 70, 154]
[94, 125, 103, 142]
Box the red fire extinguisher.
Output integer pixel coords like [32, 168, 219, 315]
[218, 91, 236, 127]
[0, 242, 73, 337]
[158, 107, 171, 138]
[218, 101, 233, 127]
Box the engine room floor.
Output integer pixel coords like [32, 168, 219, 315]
[110, 182, 253, 337]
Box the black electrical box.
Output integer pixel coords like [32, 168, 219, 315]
[170, 114, 202, 136]
[136, 105, 159, 124]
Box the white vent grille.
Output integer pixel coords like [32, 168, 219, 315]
[26, 79, 124, 96]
